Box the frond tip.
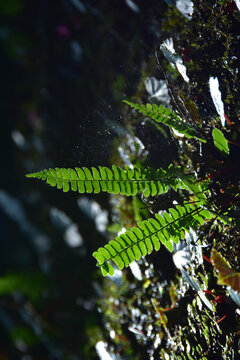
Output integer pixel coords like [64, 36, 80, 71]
[25, 165, 186, 196]
[93, 204, 211, 276]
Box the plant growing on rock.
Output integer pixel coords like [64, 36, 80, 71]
[26, 99, 240, 281]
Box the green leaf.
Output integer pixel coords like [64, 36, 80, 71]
[212, 128, 229, 156]
[124, 100, 206, 143]
[93, 203, 211, 276]
[0, 272, 46, 301]
[92, 251, 105, 265]
[26, 163, 213, 277]
[26, 165, 187, 197]
[211, 249, 240, 292]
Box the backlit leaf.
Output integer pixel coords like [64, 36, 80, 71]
[212, 128, 229, 157]
[211, 249, 240, 293]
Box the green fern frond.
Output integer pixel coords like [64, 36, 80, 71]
[93, 203, 212, 276]
[124, 101, 206, 143]
[25, 165, 188, 197]
[179, 173, 209, 202]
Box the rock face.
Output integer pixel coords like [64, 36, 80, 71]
[98, 2, 240, 359]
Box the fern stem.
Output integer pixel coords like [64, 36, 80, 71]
[41, 175, 180, 184]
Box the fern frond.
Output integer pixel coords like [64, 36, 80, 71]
[124, 101, 206, 143]
[179, 173, 209, 202]
[25, 165, 188, 197]
[93, 203, 212, 276]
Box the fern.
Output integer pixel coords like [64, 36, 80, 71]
[26, 165, 190, 197]
[124, 101, 206, 143]
[26, 164, 212, 276]
[93, 203, 212, 276]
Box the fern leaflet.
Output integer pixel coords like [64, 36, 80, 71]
[124, 101, 206, 143]
[93, 203, 212, 276]
[26, 165, 189, 197]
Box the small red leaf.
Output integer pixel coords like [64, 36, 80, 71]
[211, 249, 240, 293]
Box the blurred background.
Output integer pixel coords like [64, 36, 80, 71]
[0, 0, 171, 358]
